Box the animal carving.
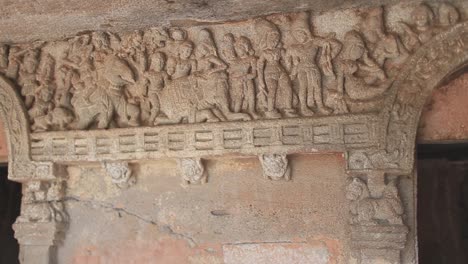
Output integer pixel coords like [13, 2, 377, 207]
[346, 177, 403, 225]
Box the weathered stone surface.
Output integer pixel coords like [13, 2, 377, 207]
[0, 121, 7, 162]
[1, 1, 468, 263]
[0, 0, 452, 43]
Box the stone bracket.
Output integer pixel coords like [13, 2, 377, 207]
[178, 157, 207, 186]
[102, 161, 135, 189]
[259, 154, 291, 181]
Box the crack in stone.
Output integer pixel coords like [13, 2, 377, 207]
[63, 196, 197, 247]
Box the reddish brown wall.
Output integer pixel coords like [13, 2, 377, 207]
[419, 71, 468, 142]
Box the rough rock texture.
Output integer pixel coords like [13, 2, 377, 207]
[0, 0, 450, 43]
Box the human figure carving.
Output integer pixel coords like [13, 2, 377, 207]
[146, 52, 170, 124]
[358, 7, 408, 72]
[167, 28, 189, 60]
[18, 50, 40, 109]
[29, 85, 54, 131]
[438, 3, 460, 27]
[220, 33, 237, 63]
[399, 4, 436, 52]
[102, 55, 140, 127]
[227, 36, 259, 119]
[255, 18, 297, 119]
[157, 41, 199, 124]
[336, 31, 391, 101]
[54, 64, 73, 110]
[285, 12, 341, 116]
[193, 29, 251, 122]
[346, 177, 403, 226]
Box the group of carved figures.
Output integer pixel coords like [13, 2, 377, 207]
[0, 3, 461, 132]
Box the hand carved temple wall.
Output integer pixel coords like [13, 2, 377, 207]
[1, 1, 468, 263]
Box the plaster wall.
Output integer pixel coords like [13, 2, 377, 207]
[60, 154, 349, 264]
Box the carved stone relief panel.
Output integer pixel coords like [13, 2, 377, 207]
[0, 5, 426, 133]
[0, 2, 463, 177]
[0, 2, 467, 264]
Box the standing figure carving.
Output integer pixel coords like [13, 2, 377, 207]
[18, 50, 40, 109]
[255, 18, 297, 119]
[194, 29, 251, 122]
[120, 31, 148, 125]
[55, 64, 73, 110]
[285, 12, 341, 116]
[147, 52, 170, 124]
[227, 36, 259, 119]
[158, 40, 198, 124]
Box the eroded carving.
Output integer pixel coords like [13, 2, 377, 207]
[346, 177, 403, 225]
[0, 3, 466, 264]
[16, 180, 68, 224]
[347, 175, 408, 264]
[12, 173, 68, 264]
[102, 161, 135, 189]
[259, 154, 291, 181]
[178, 158, 207, 186]
[3, 5, 455, 132]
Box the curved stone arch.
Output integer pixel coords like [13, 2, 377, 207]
[385, 21, 468, 173]
[0, 74, 56, 181]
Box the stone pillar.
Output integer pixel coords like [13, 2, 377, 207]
[13, 179, 68, 264]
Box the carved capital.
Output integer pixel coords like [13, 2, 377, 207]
[102, 161, 135, 189]
[259, 154, 291, 181]
[13, 177, 68, 264]
[178, 158, 207, 186]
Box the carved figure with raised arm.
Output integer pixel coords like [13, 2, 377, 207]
[285, 12, 341, 116]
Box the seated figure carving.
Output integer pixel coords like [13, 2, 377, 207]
[336, 30, 391, 102]
[346, 177, 404, 226]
